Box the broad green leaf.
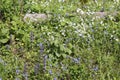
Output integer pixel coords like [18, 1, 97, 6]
[1, 29, 9, 34]
[60, 44, 65, 51]
[54, 40, 59, 47]
[62, 54, 67, 58]
[55, 52, 61, 57]
[65, 48, 72, 54]
[68, 43, 73, 49]
[0, 39, 9, 43]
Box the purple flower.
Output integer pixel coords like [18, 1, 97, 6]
[93, 66, 98, 71]
[54, 77, 57, 80]
[6, 45, 10, 50]
[43, 55, 48, 72]
[15, 77, 20, 80]
[18, 47, 23, 52]
[16, 69, 20, 75]
[0, 58, 4, 64]
[34, 63, 40, 75]
[10, 34, 12, 41]
[48, 70, 52, 75]
[67, 56, 81, 64]
[23, 63, 28, 80]
[49, 64, 52, 67]
[30, 31, 34, 42]
[23, 63, 27, 73]
[64, 38, 72, 44]
[37, 43, 44, 53]
[60, 62, 67, 71]
[72, 58, 80, 64]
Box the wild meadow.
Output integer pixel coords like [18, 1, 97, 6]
[0, 0, 120, 80]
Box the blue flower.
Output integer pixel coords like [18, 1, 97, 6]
[43, 55, 48, 71]
[30, 31, 34, 42]
[72, 58, 80, 64]
[6, 45, 10, 50]
[93, 66, 98, 71]
[54, 77, 57, 80]
[16, 69, 20, 75]
[34, 63, 40, 75]
[49, 70, 52, 75]
[38, 43, 44, 53]
[15, 77, 20, 80]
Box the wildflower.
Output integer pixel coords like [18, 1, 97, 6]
[10, 34, 13, 44]
[43, 55, 48, 72]
[79, 33, 83, 37]
[6, 45, 10, 50]
[39, 43, 44, 49]
[0, 58, 4, 64]
[54, 77, 57, 80]
[30, 31, 34, 42]
[76, 8, 84, 14]
[34, 63, 40, 75]
[49, 69, 52, 75]
[16, 69, 20, 75]
[15, 77, 20, 80]
[23, 63, 28, 80]
[93, 65, 98, 71]
[115, 38, 119, 42]
[37, 43, 44, 53]
[72, 58, 80, 64]
[104, 31, 108, 35]
[58, 0, 65, 2]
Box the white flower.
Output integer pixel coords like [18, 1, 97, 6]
[58, 0, 65, 2]
[115, 38, 119, 42]
[51, 36, 54, 41]
[111, 35, 114, 38]
[76, 8, 84, 14]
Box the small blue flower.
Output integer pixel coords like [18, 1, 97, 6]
[49, 70, 52, 75]
[0, 58, 4, 64]
[49, 64, 52, 67]
[23, 63, 28, 80]
[43, 55, 48, 71]
[30, 31, 34, 42]
[34, 63, 40, 75]
[6, 45, 10, 50]
[15, 77, 20, 80]
[72, 58, 80, 64]
[93, 66, 98, 71]
[54, 77, 57, 80]
[16, 69, 20, 75]
[37, 43, 44, 53]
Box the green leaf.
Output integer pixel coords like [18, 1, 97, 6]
[65, 48, 72, 54]
[0, 63, 4, 72]
[68, 43, 73, 49]
[1, 29, 9, 34]
[60, 44, 65, 51]
[11, 21, 17, 26]
[0, 39, 9, 43]
[54, 40, 59, 47]
[62, 54, 67, 58]
[55, 52, 61, 57]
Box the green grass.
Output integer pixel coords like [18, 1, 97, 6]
[0, 0, 120, 80]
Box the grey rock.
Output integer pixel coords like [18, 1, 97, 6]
[23, 13, 50, 24]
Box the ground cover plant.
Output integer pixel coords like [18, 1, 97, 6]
[0, 0, 120, 80]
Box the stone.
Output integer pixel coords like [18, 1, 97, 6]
[23, 13, 48, 24]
